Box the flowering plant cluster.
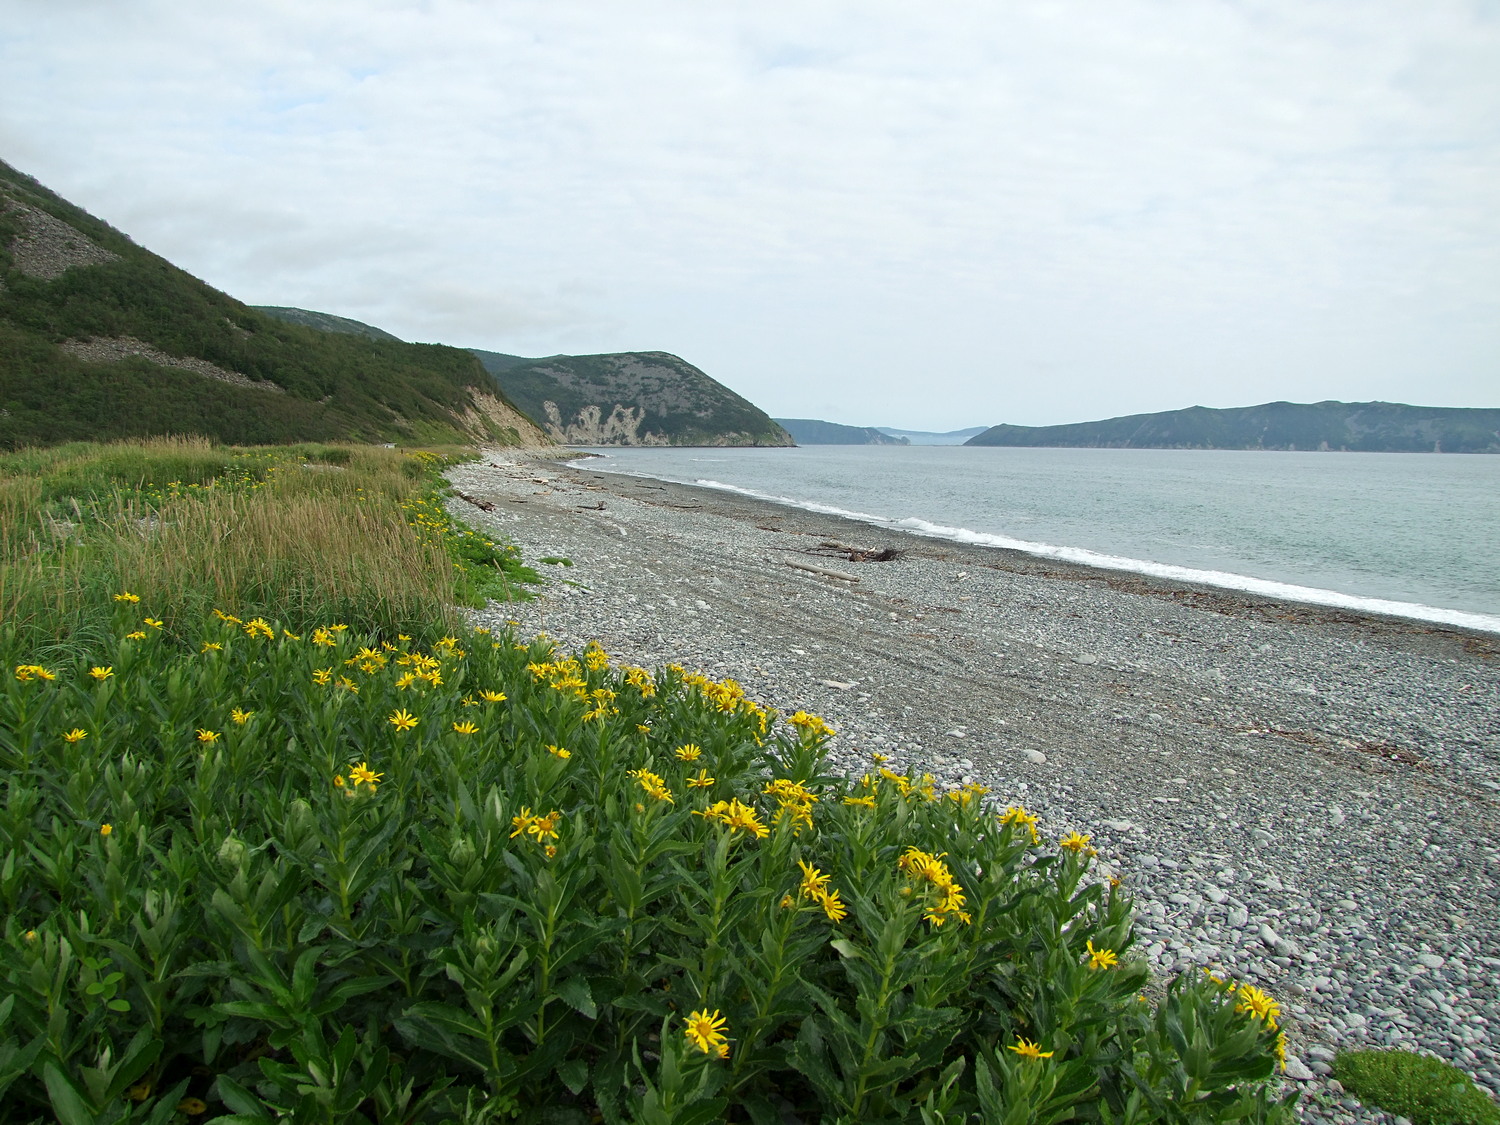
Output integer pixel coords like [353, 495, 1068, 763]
[0, 603, 1294, 1124]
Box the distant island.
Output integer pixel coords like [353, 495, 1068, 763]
[774, 418, 908, 445]
[967, 401, 1500, 453]
[877, 425, 988, 446]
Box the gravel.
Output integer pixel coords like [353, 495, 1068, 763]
[449, 450, 1500, 1125]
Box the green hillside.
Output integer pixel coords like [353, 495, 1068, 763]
[967, 401, 1500, 453]
[253, 305, 402, 342]
[471, 348, 793, 447]
[0, 160, 544, 450]
[775, 417, 909, 445]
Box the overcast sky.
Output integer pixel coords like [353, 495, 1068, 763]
[2, 1, 1497, 429]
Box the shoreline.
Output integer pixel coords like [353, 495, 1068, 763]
[449, 448, 1500, 1121]
[556, 449, 1500, 643]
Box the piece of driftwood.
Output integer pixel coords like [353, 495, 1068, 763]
[787, 559, 860, 582]
[815, 540, 903, 563]
[456, 492, 495, 512]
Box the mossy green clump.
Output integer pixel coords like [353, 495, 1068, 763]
[1334, 1049, 1500, 1125]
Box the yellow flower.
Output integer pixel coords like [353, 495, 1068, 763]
[683, 1009, 730, 1057]
[686, 769, 715, 788]
[242, 618, 272, 638]
[1059, 831, 1094, 853]
[113, 591, 141, 603]
[388, 709, 418, 732]
[787, 710, 834, 738]
[196, 729, 220, 743]
[99, 824, 113, 837]
[1086, 940, 1118, 970]
[546, 744, 571, 759]
[628, 768, 674, 804]
[545, 844, 558, 858]
[674, 744, 703, 761]
[797, 859, 831, 899]
[1235, 984, 1281, 1029]
[815, 887, 848, 922]
[452, 720, 479, 735]
[312, 628, 336, 647]
[230, 708, 253, 725]
[125, 631, 147, 640]
[842, 795, 876, 809]
[201, 642, 223, 653]
[348, 762, 384, 787]
[89, 666, 113, 681]
[144, 617, 165, 630]
[479, 689, 507, 703]
[333, 775, 346, 787]
[999, 806, 1041, 844]
[62, 728, 88, 743]
[1007, 1038, 1054, 1060]
[312, 668, 333, 685]
[395, 672, 417, 690]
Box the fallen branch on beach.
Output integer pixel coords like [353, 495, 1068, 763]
[455, 491, 495, 512]
[814, 540, 904, 562]
[787, 558, 861, 582]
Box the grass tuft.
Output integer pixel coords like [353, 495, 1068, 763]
[1335, 1049, 1500, 1125]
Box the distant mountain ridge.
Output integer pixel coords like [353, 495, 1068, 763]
[470, 349, 792, 447]
[877, 426, 988, 446]
[967, 401, 1500, 453]
[774, 418, 908, 445]
[254, 306, 401, 342]
[0, 159, 546, 449]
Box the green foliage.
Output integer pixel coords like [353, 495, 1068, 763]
[1334, 1049, 1500, 1125]
[0, 160, 536, 450]
[0, 620, 1293, 1122]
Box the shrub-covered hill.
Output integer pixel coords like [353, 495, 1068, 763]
[0, 159, 546, 450]
[775, 418, 909, 445]
[967, 401, 1500, 453]
[252, 305, 402, 342]
[471, 348, 794, 447]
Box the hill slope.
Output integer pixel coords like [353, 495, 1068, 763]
[253, 305, 402, 342]
[471, 349, 792, 447]
[775, 418, 908, 445]
[876, 425, 987, 446]
[967, 401, 1500, 453]
[0, 160, 546, 450]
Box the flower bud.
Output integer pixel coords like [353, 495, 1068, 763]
[448, 837, 476, 867]
[216, 835, 247, 869]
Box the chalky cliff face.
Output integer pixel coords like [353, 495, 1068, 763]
[476, 350, 794, 448]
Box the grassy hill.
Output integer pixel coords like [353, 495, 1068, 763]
[775, 418, 908, 445]
[471, 348, 793, 447]
[967, 401, 1500, 453]
[0, 160, 546, 450]
[253, 305, 402, 342]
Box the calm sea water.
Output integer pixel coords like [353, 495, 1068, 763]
[570, 445, 1500, 634]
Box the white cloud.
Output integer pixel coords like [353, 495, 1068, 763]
[1, 0, 1496, 427]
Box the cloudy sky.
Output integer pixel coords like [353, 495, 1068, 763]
[2, 0, 1497, 429]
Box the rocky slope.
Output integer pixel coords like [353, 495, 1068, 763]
[969, 401, 1500, 453]
[0, 159, 546, 449]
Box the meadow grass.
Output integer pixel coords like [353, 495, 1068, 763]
[1334, 1049, 1500, 1125]
[0, 439, 1297, 1124]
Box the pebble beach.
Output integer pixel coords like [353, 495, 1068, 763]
[447, 449, 1500, 1123]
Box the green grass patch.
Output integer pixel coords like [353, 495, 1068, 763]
[1335, 1049, 1499, 1125]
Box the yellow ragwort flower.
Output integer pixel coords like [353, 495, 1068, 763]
[99, 824, 113, 837]
[89, 666, 113, 681]
[113, 591, 141, 603]
[201, 642, 223, 653]
[452, 720, 479, 735]
[348, 762, 384, 787]
[125, 631, 147, 640]
[196, 729, 220, 743]
[999, 806, 1041, 844]
[230, 708, 253, 725]
[479, 689, 507, 703]
[686, 769, 715, 788]
[1007, 1038, 1054, 1060]
[546, 744, 571, 759]
[842, 795, 877, 809]
[815, 887, 848, 923]
[1086, 940, 1119, 970]
[683, 1009, 730, 1057]
[797, 859, 831, 899]
[388, 709, 418, 732]
[674, 744, 703, 761]
[312, 668, 333, 685]
[1059, 831, 1093, 853]
[62, 729, 88, 743]
[1235, 984, 1281, 1029]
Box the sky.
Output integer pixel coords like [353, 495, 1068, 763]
[2, 0, 1497, 430]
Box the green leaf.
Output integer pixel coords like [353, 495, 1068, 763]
[43, 1063, 95, 1125]
[557, 1056, 589, 1095]
[555, 976, 597, 1019]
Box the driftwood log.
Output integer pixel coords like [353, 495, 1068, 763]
[786, 559, 860, 583]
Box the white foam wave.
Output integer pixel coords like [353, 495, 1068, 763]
[580, 465, 1500, 635]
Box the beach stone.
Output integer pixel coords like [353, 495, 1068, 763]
[1075, 653, 1099, 665]
[1283, 1056, 1315, 1081]
[1416, 954, 1446, 969]
[1020, 748, 1047, 764]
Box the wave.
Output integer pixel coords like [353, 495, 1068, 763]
[572, 461, 1500, 635]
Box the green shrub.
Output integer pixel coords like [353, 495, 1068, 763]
[1335, 1049, 1499, 1125]
[0, 619, 1294, 1124]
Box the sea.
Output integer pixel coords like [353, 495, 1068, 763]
[567, 445, 1500, 635]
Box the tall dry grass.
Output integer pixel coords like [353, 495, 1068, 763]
[1, 440, 463, 659]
